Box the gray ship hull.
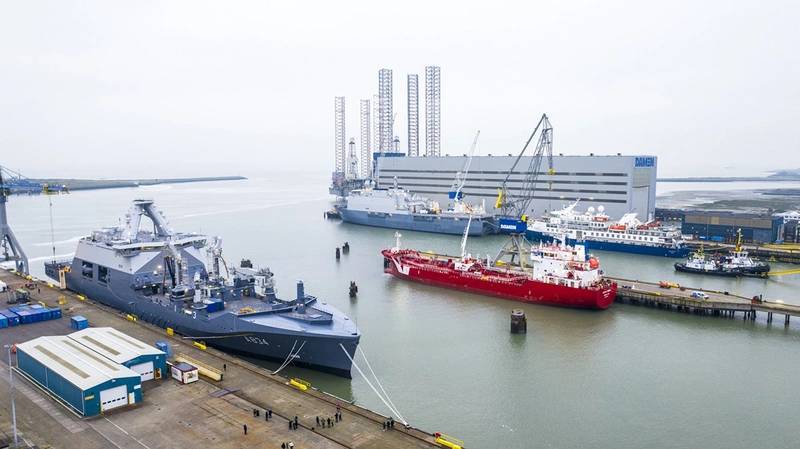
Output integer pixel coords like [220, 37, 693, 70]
[60, 261, 359, 377]
[340, 209, 495, 236]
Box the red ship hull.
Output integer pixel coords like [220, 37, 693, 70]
[382, 249, 617, 310]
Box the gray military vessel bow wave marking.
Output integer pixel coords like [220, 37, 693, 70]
[45, 199, 360, 377]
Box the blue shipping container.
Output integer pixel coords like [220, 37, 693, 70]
[155, 341, 171, 357]
[14, 309, 33, 324]
[0, 315, 7, 328]
[205, 299, 224, 313]
[0, 310, 20, 326]
[70, 315, 89, 330]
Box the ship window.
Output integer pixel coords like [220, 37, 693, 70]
[98, 266, 109, 283]
[81, 261, 93, 279]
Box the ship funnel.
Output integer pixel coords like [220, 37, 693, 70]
[296, 280, 306, 312]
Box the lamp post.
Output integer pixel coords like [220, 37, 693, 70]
[4, 344, 18, 448]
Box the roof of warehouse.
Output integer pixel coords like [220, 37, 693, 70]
[16, 335, 140, 390]
[68, 327, 163, 364]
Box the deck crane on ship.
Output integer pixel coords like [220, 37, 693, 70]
[446, 130, 487, 216]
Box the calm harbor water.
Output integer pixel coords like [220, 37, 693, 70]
[7, 175, 800, 449]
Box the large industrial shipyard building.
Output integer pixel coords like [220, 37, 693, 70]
[375, 154, 658, 220]
[333, 66, 657, 220]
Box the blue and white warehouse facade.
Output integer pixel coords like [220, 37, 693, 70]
[16, 335, 143, 417]
[375, 154, 658, 220]
[68, 327, 167, 381]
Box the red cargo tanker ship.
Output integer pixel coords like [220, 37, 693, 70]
[381, 234, 617, 309]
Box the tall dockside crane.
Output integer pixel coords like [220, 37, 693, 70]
[495, 114, 554, 234]
[0, 167, 30, 273]
[0, 166, 68, 275]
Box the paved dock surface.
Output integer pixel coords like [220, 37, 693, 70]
[0, 269, 441, 449]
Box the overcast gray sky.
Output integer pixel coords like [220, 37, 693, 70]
[1, 0, 798, 179]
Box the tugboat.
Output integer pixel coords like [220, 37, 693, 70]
[381, 218, 617, 309]
[674, 230, 770, 277]
[45, 199, 360, 377]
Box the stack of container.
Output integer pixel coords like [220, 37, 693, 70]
[4, 304, 63, 325]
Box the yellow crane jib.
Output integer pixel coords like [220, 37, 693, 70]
[495, 189, 504, 210]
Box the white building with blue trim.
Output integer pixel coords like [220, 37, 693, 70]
[16, 335, 143, 417]
[68, 327, 167, 381]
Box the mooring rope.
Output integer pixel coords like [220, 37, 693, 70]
[272, 340, 305, 375]
[339, 344, 407, 425]
[357, 345, 407, 424]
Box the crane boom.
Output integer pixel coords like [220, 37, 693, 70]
[450, 130, 480, 201]
[496, 114, 554, 233]
[0, 167, 30, 273]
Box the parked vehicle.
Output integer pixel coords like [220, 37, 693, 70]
[691, 291, 709, 300]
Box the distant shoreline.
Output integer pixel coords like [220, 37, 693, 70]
[658, 176, 800, 182]
[29, 175, 246, 191]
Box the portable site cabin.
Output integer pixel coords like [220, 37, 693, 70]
[170, 362, 199, 384]
[68, 327, 167, 382]
[16, 335, 143, 417]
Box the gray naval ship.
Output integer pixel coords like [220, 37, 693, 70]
[45, 199, 360, 377]
[338, 179, 496, 236]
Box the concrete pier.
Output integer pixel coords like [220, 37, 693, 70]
[610, 277, 800, 327]
[0, 269, 442, 449]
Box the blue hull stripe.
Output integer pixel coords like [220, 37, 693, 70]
[526, 230, 690, 258]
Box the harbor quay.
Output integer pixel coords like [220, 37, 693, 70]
[0, 268, 442, 449]
[610, 277, 800, 325]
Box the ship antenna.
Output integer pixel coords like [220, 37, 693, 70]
[735, 228, 743, 252]
[460, 215, 473, 261]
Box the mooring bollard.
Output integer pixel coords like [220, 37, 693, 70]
[510, 309, 527, 334]
[335, 247, 341, 260]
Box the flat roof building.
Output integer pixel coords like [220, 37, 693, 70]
[681, 211, 783, 243]
[16, 335, 142, 417]
[375, 154, 657, 220]
[68, 327, 167, 381]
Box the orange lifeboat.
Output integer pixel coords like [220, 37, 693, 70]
[589, 258, 599, 269]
